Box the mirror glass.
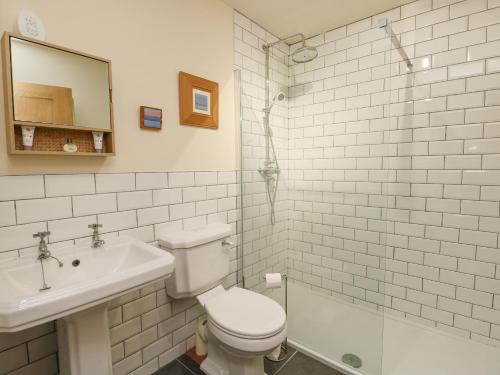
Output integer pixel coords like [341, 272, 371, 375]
[10, 37, 111, 129]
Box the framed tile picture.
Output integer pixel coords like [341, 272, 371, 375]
[140, 106, 162, 130]
[179, 72, 218, 129]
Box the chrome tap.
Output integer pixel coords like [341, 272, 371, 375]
[258, 159, 280, 179]
[33, 231, 63, 291]
[33, 231, 63, 267]
[88, 224, 105, 248]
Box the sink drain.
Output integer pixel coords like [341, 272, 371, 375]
[342, 353, 362, 369]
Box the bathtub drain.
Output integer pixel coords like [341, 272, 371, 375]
[342, 353, 362, 369]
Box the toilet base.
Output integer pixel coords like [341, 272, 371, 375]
[200, 330, 266, 375]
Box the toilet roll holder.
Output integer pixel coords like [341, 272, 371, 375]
[263, 273, 288, 362]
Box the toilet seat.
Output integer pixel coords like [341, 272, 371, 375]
[205, 287, 286, 340]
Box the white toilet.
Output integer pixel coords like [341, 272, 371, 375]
[159, 223, 287, 375]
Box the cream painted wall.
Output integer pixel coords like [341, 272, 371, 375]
[0, 0, 236, 174]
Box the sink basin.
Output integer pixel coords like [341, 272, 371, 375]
[0, 236, 175, 375]
[0, 236, 174, 332]
[0, 236, 175, 331]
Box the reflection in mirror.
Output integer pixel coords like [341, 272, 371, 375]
[10, 37, 111, 129]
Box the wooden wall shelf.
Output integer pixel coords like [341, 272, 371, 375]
[12, 124, 114, 155]
[9, 150, 114, 157]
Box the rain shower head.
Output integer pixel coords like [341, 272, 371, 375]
[291, 44, 318, 63]
[263, 33, 318, 64]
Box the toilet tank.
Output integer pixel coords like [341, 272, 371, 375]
[158, 223, 233, 299]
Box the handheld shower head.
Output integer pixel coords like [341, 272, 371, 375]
[265, 91, 286, 113]
[273, 91, 286, 103]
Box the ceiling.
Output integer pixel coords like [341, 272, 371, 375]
[221, 0, 414, 40]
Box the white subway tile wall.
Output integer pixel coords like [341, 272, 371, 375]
[0, 171, 239, 374]
[286, 0, 500, 348]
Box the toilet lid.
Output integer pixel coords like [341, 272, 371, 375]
[158, 223, 232, 249]
[205, 287, 286, 339]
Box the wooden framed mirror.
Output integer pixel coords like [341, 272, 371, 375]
[1, 32, 115, 156]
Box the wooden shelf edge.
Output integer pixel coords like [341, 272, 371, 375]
[13, 121, 113, 133]
[9, 150, 115, 157]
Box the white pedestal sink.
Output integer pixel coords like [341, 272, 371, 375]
[0, 237, 175, 375]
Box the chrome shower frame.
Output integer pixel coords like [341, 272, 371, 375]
[378, 18, 413, 68]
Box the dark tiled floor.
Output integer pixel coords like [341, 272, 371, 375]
[274, 351, 345, 375]
[154, 348, 345, 375]
[153, 357, 202, 375]
[264, 346, 298, 374]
